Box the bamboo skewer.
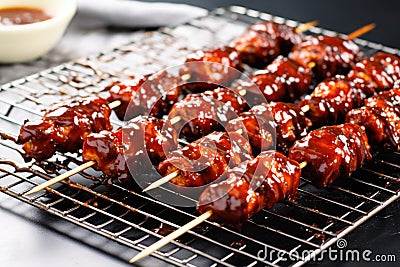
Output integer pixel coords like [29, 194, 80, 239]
[142, 142, 310, 192]
[130, 161, 308, 263]
[108, 100, 122, 109]
[295, 20, 318, 33]
[142, 170, 180, 192]
[129, 209, 213, 263]
[347, 23, 376, 40]
[25, 161, 96, 195]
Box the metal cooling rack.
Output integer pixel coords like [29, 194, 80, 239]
[1, 6, 400, 267]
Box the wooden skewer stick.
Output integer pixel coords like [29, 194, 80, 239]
[25, 161, 96, 195]
[108, 100, 122, 109]
[143, 146, 308, 192]
[131, 161, 308, 263]
[347, 23, 376, 40]
[300, 105, 310, 113]
[129, 210, 213, 264]
[295, 20, 318, 33]
[299, 161, 308, 169]
[142, 170, 180, 192]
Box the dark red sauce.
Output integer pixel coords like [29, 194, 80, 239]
[0, 7, 52, 26]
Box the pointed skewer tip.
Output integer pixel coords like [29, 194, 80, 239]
[295, 20, 318, 33]
[347, 23, 376, 40]
[142, 170, 180, 192]
[108, 100, 121, 109]
[25, 161, 96, 195]
[129, 210, 213, 263]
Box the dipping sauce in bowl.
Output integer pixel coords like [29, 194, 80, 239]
[0, 7, 52, 26]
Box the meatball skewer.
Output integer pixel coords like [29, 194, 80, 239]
[130, 123, 371, 263]
[26, 100, 310, 194]
[234, 20, 317, 68]
[17, 97, 121, 161]
[143, 101, 310, 191]
[289, 23, 375, 81]
[26, 115, 178, 194]
[130, 152, 306, 263]
[299, 52, 400, 127]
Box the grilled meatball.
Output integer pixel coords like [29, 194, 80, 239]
[227, 102, 311, 155]
[253, 102, 312, 154]
[226, 111, 274, 156]
[82, 116, 178, 185]
[158, 131, 253, 187]
[197, 151, 301, 224]
[179, 46, 243, 92]
[289, 123, 371, 187]
[168, 87, 247, 142]
[299, 75, 374, 127]
[234, 56, 311, 104]
[346, 88, 400, 151]
[234, 21, 303, 68]
[290, 35, 361, 81]
[107, 71, 185, 120]
[18, 97, 112, 161]
[349, 52, 400, 92]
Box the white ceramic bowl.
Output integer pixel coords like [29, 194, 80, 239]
[0, 0, 77, 63]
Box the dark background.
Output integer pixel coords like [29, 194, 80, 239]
[1, 1, 399, 267]
[145, 0, 400, 48]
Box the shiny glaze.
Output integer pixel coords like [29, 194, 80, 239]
[290, 35, 361, 81]
[235, 71, 286, 103]
[180, 46, 243, 89]
[168, 87, 247, 142]
[350, 60, 394, 91]
[234, 21, 302, 68]
[107, 71, 184, 120]
[226, 111, 274, 155]
[365, 88, 400, 116]
[289, 123, 371, 188]
[299, 52, 400, 127]
[158, 131, 253, 187]
[197, 151, 300, 224]
[82, 116, 178, 185]
[227, 102, 311, 155]
[265, 56, 311, 99]
[18, 97, 112, 161]
[346, 88, 400, 151]
[349, 52, 400, 91]
[253, 102, 312, 154]
[299, 75, 374, 127]
[234, 56, 311, 104]
[82, 129, 127, 182]
[372, 52, 400, 82]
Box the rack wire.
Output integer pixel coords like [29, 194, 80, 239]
[0, 6, 400, 266]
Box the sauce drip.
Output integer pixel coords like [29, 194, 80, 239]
[0, 7, 52, 26]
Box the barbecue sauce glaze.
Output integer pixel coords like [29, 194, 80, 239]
[0, 7, 51, 26]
